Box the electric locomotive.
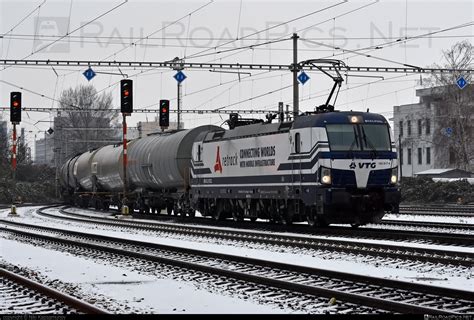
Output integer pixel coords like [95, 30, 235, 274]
[190, 108, 400, 226]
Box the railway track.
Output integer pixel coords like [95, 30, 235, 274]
[35, 207, 474, 268]
[378, 219, 474, 231]
[0, 218, 473, 314]
[88, 207, 473, 247]
[0, 268, 108, 314]
[400, 205, 474, 216]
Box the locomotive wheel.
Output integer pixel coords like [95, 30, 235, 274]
[351, 223, 360, 228]
[280, 202, 293, 226]
[306, 207, 317, 227]
[249, 217, 257, 222]
[187, 209, 196, 218]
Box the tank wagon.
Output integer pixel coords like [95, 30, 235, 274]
[60, 110, 400, 227]
[60, 125, 219, 213]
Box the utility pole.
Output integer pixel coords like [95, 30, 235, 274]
[172, 57, 185, 130]
[399, 133, 403, 182]
[177, 81, 182, 129]
[122, 113, 128, 212]
[292, 33, 299, 118]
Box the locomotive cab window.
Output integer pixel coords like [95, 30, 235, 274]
[326, 124, 391, 151]
[360, 124, 391, 151]
[294, 133, 301, 153]
[326, 124, 358, 151]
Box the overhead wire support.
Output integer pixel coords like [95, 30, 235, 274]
[0, 106, 278, 115]
[0, 59, 472, 74]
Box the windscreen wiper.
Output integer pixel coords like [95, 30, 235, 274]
[347, 126, 359, 159]
[361, 126, 377, 159]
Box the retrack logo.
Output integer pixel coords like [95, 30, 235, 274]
[214, 146, 223, 173]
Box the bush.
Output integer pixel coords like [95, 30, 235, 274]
[401, 177, 474, 204]
[0, 164, 57, 203]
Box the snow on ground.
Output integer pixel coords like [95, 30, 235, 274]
[1, 206, 472, 293]
[0, 238, 280, 314]
[383, 213, 474, 225]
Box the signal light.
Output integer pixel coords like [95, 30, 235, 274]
[159, 100, 170, 127]
[10, 92, 22, 123]
[120, 79, 133, 113]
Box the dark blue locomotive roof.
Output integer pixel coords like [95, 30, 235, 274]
[200, 111, 389, 142]
[292, 111, 389, 129]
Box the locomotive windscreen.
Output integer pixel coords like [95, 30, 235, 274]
[326, 124, 391, 151]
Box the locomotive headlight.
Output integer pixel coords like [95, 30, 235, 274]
[321, 167, 331, 185]
[390, 167, 398, 184]
[348, 115, 362, 123]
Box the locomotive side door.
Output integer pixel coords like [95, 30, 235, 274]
[291, 131, 303, 199]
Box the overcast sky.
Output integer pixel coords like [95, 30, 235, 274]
[1, 0, 472, 153]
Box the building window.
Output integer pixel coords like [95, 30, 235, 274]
[449, 148, 456, 164]
[418, 148, 422, 165]
[426, 147, 431, 165]
[399, 121, 403, 137]
[407, 120, 411, 136]
[418, 119, 422, 136]
[400, 148, 403, 165]
[407, 148, 412, 165]
[426, 119, 431, 135]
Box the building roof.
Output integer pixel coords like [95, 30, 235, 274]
[416, 168, 467, 175]
[416, 169, 456, 175]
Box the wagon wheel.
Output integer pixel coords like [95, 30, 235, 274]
[187, 209, 196, 218]
[167, 202, 173, 215]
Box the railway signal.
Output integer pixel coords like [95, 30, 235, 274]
[159, 100, 170, 128]
[120, 79, 133, 114]
[9, 91, 22, 215]
[10, 92, 22, 123]
[119, 79, 133, 214]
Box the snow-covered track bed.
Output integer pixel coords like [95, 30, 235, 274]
[40, 207, 474, 268]
[400, 205, 474, 216]
[0, 268, 107, 314]
[1, 219, 473, 314]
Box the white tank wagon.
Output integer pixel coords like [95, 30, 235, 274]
[92, 143, 132, 192]
[73, 149, 101, 191]
[59, 125, 220, 213]
[59, 154, 81, 191]
[127, 125, 220, 190]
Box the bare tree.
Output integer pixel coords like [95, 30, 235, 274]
[56, 85, 119, 164]
[0, 120, 9, 176]
[424, 41, 474, 171]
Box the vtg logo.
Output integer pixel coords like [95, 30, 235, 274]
[350, 162, 376, 169]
